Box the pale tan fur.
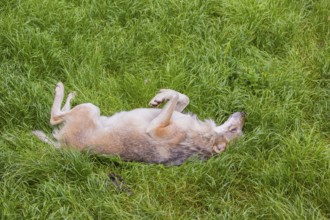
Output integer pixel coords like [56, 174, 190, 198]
[33, 82, 245, 165]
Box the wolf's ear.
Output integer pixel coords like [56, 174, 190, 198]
[213, 142, 227, 153]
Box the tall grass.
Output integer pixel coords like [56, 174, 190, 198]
[1, 0, 329, 218]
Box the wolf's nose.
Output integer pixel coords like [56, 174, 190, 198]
[232, 112, 245, 118]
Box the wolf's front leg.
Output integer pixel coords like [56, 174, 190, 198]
[32, 130, 61, 148]
[146, 92, 179, 138]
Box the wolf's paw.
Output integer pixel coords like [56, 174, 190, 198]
[55, 82, 64, 95]
[149, 89, 178, 107]
[68, 92, 76, 99]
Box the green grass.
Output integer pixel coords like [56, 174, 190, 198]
[1, 0, 329, 218]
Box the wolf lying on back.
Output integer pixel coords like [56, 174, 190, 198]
[33, 82, 245, 165]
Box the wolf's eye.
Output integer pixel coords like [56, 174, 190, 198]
[230, 127, 237, 133]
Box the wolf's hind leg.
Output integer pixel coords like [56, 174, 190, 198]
[50, 82, 67, 125]
[61, 92, 76, 112]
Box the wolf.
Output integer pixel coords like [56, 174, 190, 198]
[33, 82, 245, 165]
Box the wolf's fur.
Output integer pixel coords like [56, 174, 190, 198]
[33, 82, 245, 165]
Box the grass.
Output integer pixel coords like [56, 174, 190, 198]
[0, 0, 329, 218]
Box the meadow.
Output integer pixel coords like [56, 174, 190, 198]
[0, 0, 329, 218]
